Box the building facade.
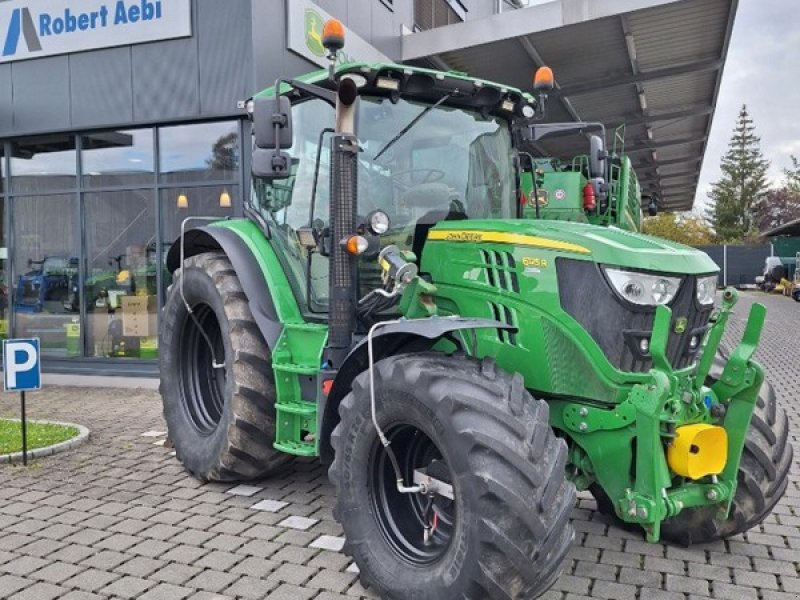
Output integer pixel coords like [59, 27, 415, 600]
[0, 0, 493, 374]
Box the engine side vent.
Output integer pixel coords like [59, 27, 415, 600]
[488, 301, 517, 346]
[480, 250, 519, 293]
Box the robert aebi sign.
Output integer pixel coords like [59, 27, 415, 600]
[1, 0, 191, 64]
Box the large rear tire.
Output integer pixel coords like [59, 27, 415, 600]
[329, 353, 575, 599]
[160, 252, 290, 481]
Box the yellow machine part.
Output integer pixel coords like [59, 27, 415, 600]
[667, 424, 728, 480]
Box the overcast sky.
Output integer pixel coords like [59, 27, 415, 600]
[693, 0, 800, 214]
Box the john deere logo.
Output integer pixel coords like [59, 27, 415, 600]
[674, 317, 688, 334]
[305, 9, 325, 57]
[3, 8, 42, 57]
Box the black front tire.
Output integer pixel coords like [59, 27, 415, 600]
[659, 365, 793, 545]
[591, 358, 793, 546]
[160, 252, 290, 481]
[329, 353, 575, 599]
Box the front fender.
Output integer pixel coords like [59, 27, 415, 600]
[319, 317, 515, 463]
[166, 226, 282, 349]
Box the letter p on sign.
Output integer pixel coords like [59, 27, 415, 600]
[3, 338, 41, 392]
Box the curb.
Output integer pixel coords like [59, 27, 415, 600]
[0, 420, 90, 465]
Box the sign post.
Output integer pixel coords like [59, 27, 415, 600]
[3, 338, 42, 466]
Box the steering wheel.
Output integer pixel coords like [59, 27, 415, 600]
[390, 168, 446, 192]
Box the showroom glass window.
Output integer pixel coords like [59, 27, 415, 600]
[8, 136, 79, 358]
[158, 121, 240, 296]
[80, 130, 157, 359]
[2, 119, 242, 365]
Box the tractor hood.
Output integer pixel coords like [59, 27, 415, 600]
[428, 219, 718, 275]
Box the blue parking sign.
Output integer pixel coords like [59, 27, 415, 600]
[3, 338, 41, 392]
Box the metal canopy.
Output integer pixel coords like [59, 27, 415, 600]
[764, 218, 800, 238]
[402, 0, 738, 212]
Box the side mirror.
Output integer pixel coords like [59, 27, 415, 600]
[589, 135, 607, 179]
[253, 96, 292, 149]
[252, 147, 291, 180]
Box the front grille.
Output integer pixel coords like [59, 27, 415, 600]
[556, 259, 714, 373]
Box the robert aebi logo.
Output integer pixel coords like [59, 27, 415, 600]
[3, 0, 164, 58]
[2, 8, 41, 57]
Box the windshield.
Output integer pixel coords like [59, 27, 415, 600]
[359, 96, 516, 224]
[251, 95, 516, 312]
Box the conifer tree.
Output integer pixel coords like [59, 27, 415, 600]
[706, 105, 769, 241]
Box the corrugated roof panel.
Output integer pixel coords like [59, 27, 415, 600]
[629, 0, 729, 70]
[528, 18, 630, 87]
[642, 71, 718, 111]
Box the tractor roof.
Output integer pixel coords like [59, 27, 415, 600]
[252, 62, 536, 118]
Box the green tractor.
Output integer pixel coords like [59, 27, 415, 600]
[160, 23, 792, 600]
[517, 121, 656, 231]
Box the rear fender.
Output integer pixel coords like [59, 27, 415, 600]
[166, 226, 282, 349]
[319, 317, 515, 463]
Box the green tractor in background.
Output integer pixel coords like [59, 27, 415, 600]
[159, 22, 792, 600]
[517, 118, 657, 231]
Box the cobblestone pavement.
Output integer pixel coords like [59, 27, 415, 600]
[0, 292, 798, 600]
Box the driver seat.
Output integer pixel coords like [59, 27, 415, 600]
[411, 208, 467, 266]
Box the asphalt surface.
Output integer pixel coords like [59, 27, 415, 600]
[0, 291, 797, 600]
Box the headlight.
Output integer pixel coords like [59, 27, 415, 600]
[605, 268, 681, 306]
[695, 274, 718, 305]
[368, 210, 390, 235]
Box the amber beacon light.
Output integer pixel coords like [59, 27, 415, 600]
[322, 19, 345, 54]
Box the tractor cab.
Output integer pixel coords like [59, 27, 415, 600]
[248, 63, 530, 315]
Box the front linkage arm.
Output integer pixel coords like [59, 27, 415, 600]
[615, 288, 766, 541]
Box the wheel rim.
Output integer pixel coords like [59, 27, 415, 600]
[368, 424, 456, 565]
[180, 303, 227, 434]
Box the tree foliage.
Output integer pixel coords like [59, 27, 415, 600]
[207, 132, 239, 172]
[784, 155, 800, 194]
[753, 188, 800, 232]
[706, 105, 769, 242]
[642, 213, 714, 246]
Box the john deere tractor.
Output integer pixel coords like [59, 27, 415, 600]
[160, 22, 792, 600]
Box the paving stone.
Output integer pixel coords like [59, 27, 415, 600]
[138, 582, 195, 600]
[160, 545, 210, 565]
[0, 554, 49, 576]
[309, 553, 350, 574]
[33, 561, 86, 584]
[252, 499, 289, 512]
[151, 563, 203, 585]
[48, 543, 96, 564]
[62, 568, 121, 592]
[129, 538, 176, 558]
[230, 556, 279, 578]
[711, 581, 759, 600]
[268, 562, 318, 586]
[271, 545, 318, 566]
[185, 569, 239, 593]
[733, 570, 780, 590]
[223, 574, 278, 598]
[665, 573, 710, 595]
[226, 485, 264, 497]
[59, 592, 105, 600]
[99, 574, 155, 598]
[618, 566, 662, 587]
[590, 580, 637, 600]
[0, 574, 31, 597]
[114, 555, 167, 578]
[310, 535, 345, 552]
[12, 581, 68, 600]
[265, 583, 316, 600]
